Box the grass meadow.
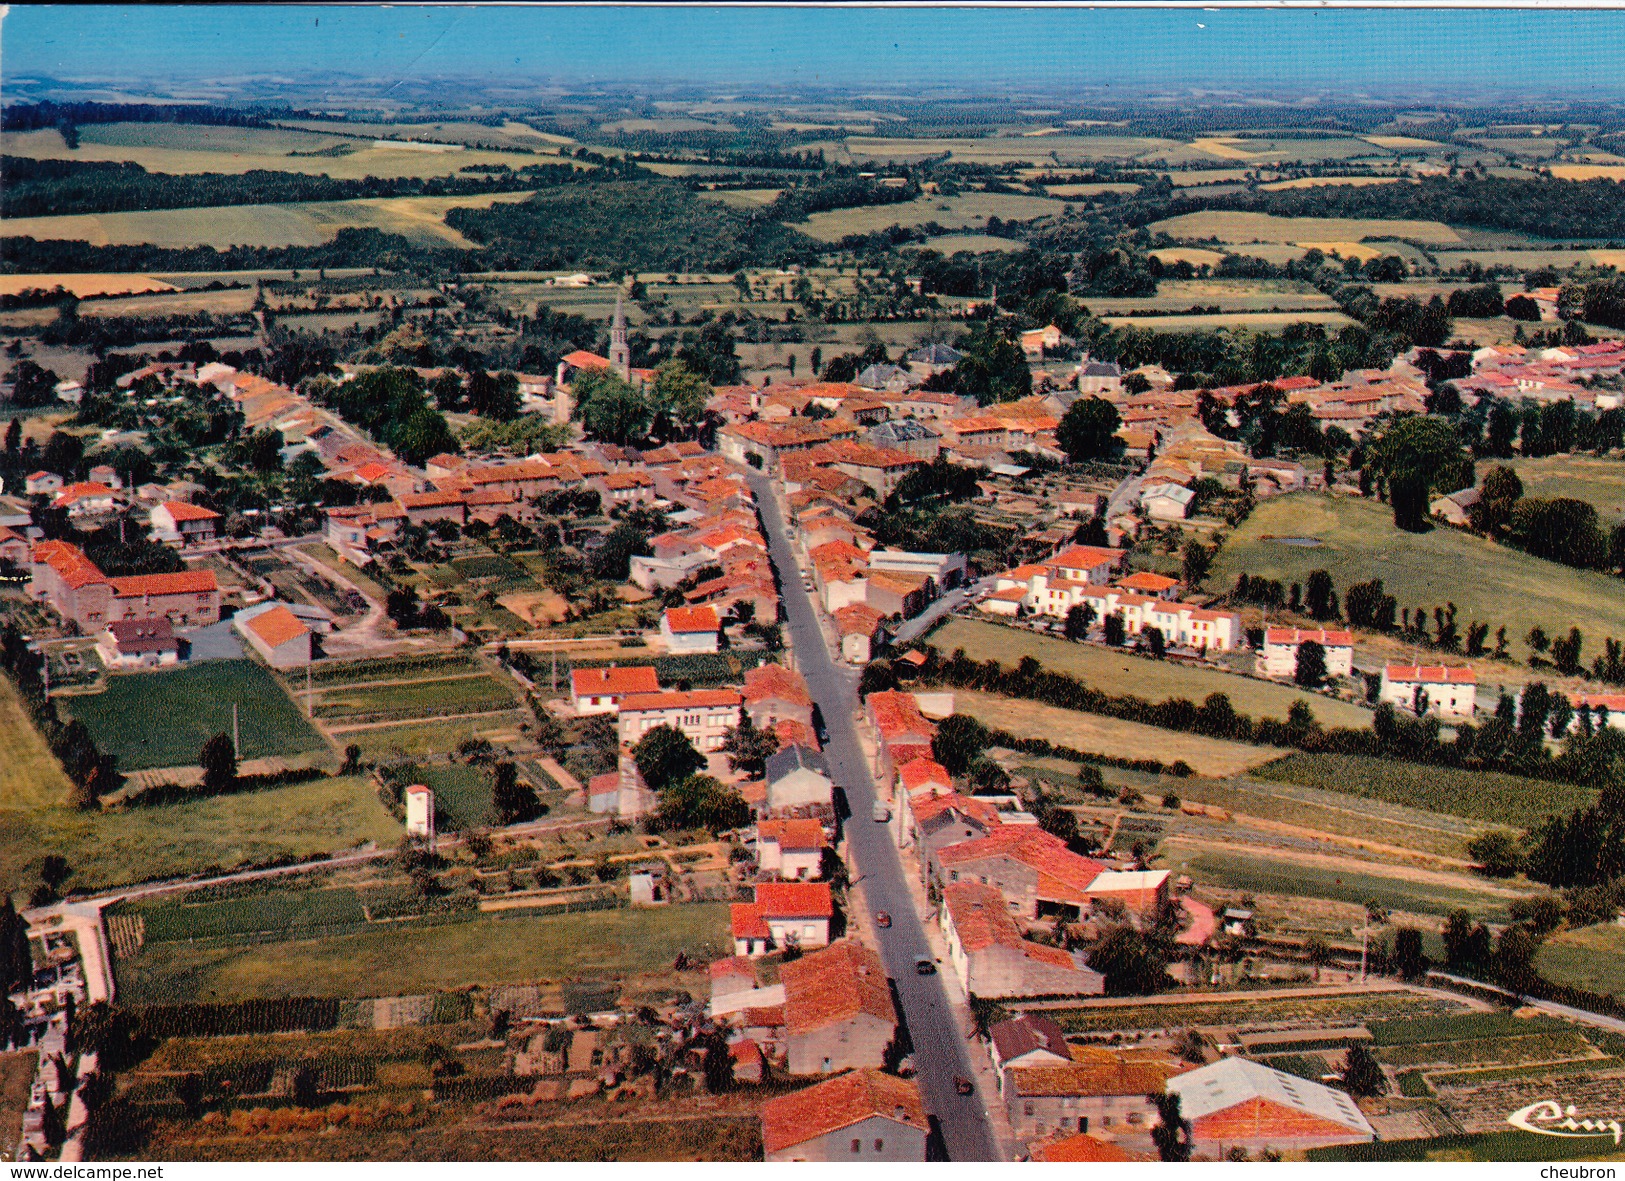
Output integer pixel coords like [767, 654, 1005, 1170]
[1535, 922, 1625, 998]
[1149, 209, 1466, 246]
[934, 617, 1374, 729]
[1208, 492, 1625, 653]
[59, 659, 327, 771]
[795, 192, 1068, 241]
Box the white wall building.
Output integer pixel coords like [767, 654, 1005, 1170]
[1257, 627, 1355, 680]
[1380, 664, 1476, 720]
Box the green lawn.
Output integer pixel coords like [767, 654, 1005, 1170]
[115, 903, 731, 1002]
[342, 716, 530, 761]
[934, 617, 1374, 729]
[1208, 492, 1625, 656]
[59, 660, 327, 771]
[1536, 922, 1625, 998]
[1254, 752, 1595, 829]
[0, 775, 401, 895]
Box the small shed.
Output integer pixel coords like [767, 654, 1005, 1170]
[630, 861, 671, 906]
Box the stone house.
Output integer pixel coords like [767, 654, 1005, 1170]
[780, 941, 897, 1076]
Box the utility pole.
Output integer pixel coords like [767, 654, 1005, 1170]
[306, 660, 313, 719]
[232, 703, 240, 760]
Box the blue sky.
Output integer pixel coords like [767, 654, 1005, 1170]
[5, 6, 1625, 96]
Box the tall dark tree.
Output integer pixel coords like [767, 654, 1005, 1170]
[631, 724, 705, 793]
[199, 732, 236, 793]
[1056, 397, 1122, 464]
[1150, 1092, 1193, 1162]
[931, 712, 990, 776]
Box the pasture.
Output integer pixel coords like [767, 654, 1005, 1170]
[1089, 277, 1339, 315]
[954, 688, 1278, 776]
[933, 617, 1374, 728]
[0, 775, 400, 894]
[1508, 455, 1625, 523]
[1535, 923, 1625, 998]
[0, 674, 72, 813]
[1149, 209, 1465, 246]
[1254, 752, 1595, 829]
[923, 233, 1028, 254]
[1209, 492, 1625, 653]
[2, 192, 536, 250]
[59, 659, 327, 772]
[115, 902, 731, 1003]
[795, 192, 1068, 242]
[2, 123, 550, 180]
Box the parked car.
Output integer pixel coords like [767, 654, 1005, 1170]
[876, 911, 891, 928]
[915, 956, 936, 975]
[954, 1075, 974, 1095]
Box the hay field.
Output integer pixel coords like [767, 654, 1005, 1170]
[817, 134, 1186, 166]
[1169, 169, 1253, 187]
[796, 191, 1066, 241]
[1433, 248, 1625, 270]
[0, 675, 72, 814]
[1210, 492, 1625, 648]
[1044, 182, 1141, 197]
[1192, 138, 1256, 160]
[1090, 277, 1337, 315]
[924, 233, 1029, 254]
[1103, 310, 1356, 332]
[2, 123, 548, 180]
[1262, 176, 1412, 191]
[1508, 455, 1625, 523]
[80, 288, 259, 318]
[954, 689, 1279, 776]
[2, 192, 535, 250]
[1150, 209, 1465, 246]
[1364, 135, 1445, 150]
[1535, 923, 1625, 998]
[1226, 242, 1312, 264]
[0, 274, 178, 297]
[697, 188, 783, 209]
[1149, 247, 1227, 267]
[274, 118, 569, 150]
[1549, 164, 1625, 181]
[935, 617, 1374, 729]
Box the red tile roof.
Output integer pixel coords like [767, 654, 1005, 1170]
[1116, 571, 1178, 593]
[1033, 1134, 1154, 1162]
[1386, 664, 1476, 684]
[108, 569, 218, 598]
[663, 605, 720, 634]
[743, 663, 812, 709]
[760, 1070, 925, 1155]
[618, 688, 741, 712]
[866, 690, 935, 743]
[1049, 544, 1124, 572]
[731, 903, 771, 940]
[32, 540, 106, 590]
[563, 350, 611, 370]
[758, 818, 828, 851]
[570, 665, 661, 699]
[754, 881, 833, 918]
[898, 758, 951, 794]
[938, 826, 1105, 903]
[244, 605, 309, 648]
[1266, 626, 1353, 647]
[157, 500, 220, 522]
[779, 940, 895, 1036]
[709, 955, 758, 981]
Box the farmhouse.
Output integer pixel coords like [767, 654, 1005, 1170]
[1380, 664, 1476, 720]
[1257, 627, 1354, 680]
[1165, 1057, 1375, 1156]
[570, 664, 661, 715]
[765, 744, 834, 813]
[148, 500, 221, 546]
[661, 605, 721, 654]
[29, 541, 220, 631]
[779, 941, 897, 1075]
[760, 1069, 926, 1162]
[940, 881, 1105, 999]
[616, 688, 742, 751]
[1004, 1052, 1181, 1142]
[756, 818, 827, 880]
[933, 826, 1107, 921]
[731, 881, 834, 957]
[53, 482, 119, 518]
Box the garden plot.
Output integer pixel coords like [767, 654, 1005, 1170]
[1023, 988, 1470, 1034]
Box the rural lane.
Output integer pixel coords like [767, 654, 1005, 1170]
[749, 470, 1000, 1162]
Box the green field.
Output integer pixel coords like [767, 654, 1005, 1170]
[307, 652, 486, 686]
[1536, 923, 1625, 998]
[1510, 455, 1625, 525]
[115, 903, 731, 1002]
[0, 775, 400, 894]
[1255, 751, 1595, 829]
[1162, 843, 1512, 919]
[59, 660, 327, 771]
[1103, 311, 1358, 333]
[1312, 1131, 1625, 1163]
[1149, 209, 1466, 246]
[0, 674, 72, 812]
[341, 717, 531, 762]
[935, 617, 1374, 729]
[1030, 989, 1467, 1034]
[312, 674, 518, 722]
[1210, 493, 1625, 652]
[796, 192, 1068, 242]
[411, 763, 498, 831]
[3, 192, 536, 250]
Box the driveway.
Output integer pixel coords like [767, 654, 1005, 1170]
[749, 471, 1001, 1161]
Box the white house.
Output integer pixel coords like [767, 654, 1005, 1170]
[732, 881, 833, 957]
[1380, 664, 1476, 720]
[95, 618, 181, 668]
[765, 744, 835, 812]
[756, 818, 828, 880]
[661, 605, 721, 654]
[149, 500, 221, 546]
[1257, 627, 1354, 680]
[24, 472, 63, 497]
[570, 664, 660, 715]
[405, 784, 436, 841]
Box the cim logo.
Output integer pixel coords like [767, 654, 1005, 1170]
[1508, 1100, 1624, 1145]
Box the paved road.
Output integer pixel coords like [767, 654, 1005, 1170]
[892, 580, 987, 647]
[749, 471, 1000, 1161]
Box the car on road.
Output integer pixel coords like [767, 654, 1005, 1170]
[876, 911, 891, 928]
[954, 1075, 974, 1095]
[915, 956, 936, 975]
[872, 800, 890, 822]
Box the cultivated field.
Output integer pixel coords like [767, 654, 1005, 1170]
[1535, 923, 1625, 998]
[795, 192, 1067, 242]
[935, 617, 1374, 728]
[59, 659, 327, 771]
[1027, 988, 1470, 1034]
[954, 688, 1278, 776]
[1148, 247, 1227, 267]
[116, 902, 731, 1003]
[3, 192, 536, 250]
[2, 123, 552, 180]
[0, 274, 178, 297]
[0, 673, 73, 812]
[1254, 752, 1595, 829]
[1209, 492, 1625, 652]
[1088, 277, 1339, 315]
[1149, 210, 1465, 246]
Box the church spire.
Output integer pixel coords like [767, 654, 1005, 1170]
[609, 288, 631, 380]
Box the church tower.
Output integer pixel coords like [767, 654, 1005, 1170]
[609, 289, 631, 380]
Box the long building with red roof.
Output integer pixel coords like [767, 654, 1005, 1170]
[29, 541, 220, 631]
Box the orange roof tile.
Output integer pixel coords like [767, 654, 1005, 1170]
[32, 540, 106, 590]
[754, 881, 833, 918]
[244, 605, 309, 648]
[1386, 664, 1475, 684]
[760, 1070, 925, 1155]
[157, 500, 220, 522]
[1116, 571, 1178, 593]
[938, 827, 1105, 902]
[108, 569, 218, 598]
[1033, 1134, 1153, 1162]
[758, 818, 828, 851]
[898, 758, 952, 793]
[619, 688, 742, 712]
[779, 941, 895, 1037]
[663, 605, 720, 634]
[570, 665, 661, 698]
